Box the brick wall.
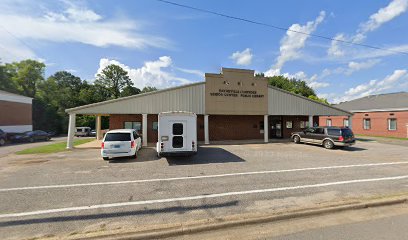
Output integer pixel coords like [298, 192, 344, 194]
[0, 100, 32, 126]
[209, 115, 264, 141]
[281, 116, 309, 138]
[320, 111, 408, 138]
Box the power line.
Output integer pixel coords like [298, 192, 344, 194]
[156, 0, 408, 56]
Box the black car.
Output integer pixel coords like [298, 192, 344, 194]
[291, 126, 355, 149]
[0, 129, 6, 146]
[10, 130, 52, 143]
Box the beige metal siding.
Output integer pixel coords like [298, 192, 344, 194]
[268, 87, 351, 116]
[68, 83, 205, 114]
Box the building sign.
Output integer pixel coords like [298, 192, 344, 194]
[205, 68, 268, 115]
[210, 89, 265, 98]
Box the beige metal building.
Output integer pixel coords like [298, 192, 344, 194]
[65, 68, 351, 148]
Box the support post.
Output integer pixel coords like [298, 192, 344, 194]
[66, 113, 76, 149]
[308, 115, 314, 127]
[348, 115, 353, 129]
[142, 114, 148, 147]
[264, 115, 268, 143]
[204, 114, 209, 144]
[96, 115, 102, 140]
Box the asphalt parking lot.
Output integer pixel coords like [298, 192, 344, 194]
[0, 140, 407, 239]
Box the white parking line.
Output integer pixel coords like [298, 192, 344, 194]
[1, 161, 407, 192]
[1, 175, 407, 219]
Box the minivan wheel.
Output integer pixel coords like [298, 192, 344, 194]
[323, 140, 334, 149]
[0, 138, 5, 146]
[293, 135, 301, 144]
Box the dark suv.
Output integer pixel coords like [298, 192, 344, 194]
[291, 127, 355, 149]
[0, 129, 6, 146]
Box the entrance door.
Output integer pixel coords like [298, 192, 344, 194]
[270, 118, 283, 138]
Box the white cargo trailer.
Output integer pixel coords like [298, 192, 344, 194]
[156, 111, 197, 157]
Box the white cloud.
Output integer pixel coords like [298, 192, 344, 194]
[327, 33, 346, 57]
[230, 48, 253, 66]
[175, 68, 205, 78]
[333, 69, 408, 103]
[345, 59, 380, 75]
[266, 11, 326, 76]
[275, 70, 329, 90]
[0, 1, 169, 62]
[359, 0, 408, 34]
[96, 57, 202, 89]
[328, 0, 408, 58]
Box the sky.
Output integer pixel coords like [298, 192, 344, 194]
[1, 0, 408, 103]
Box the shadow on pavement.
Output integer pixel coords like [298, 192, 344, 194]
[109, 148, 159, 163]
[338, 146, 367, 152]
[355, 138, 376, 142]
[0, 201, 239, 227]
[166, 147, 245, 165]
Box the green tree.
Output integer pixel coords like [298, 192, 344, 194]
[308, 95, 329, 104]
[0, 63, 19, 94]
[95, 64, 133, 99]
[10, 60, 45, 97]
[141, 86, 158, 93]
[120, 85, 141, 97]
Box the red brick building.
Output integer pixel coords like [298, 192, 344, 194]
[66, 68, 351, 148]
[320, 92, 408, 138]
[0, 90, 33, 133]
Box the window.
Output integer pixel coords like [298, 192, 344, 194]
[124, 121, 141, 131]
[259, 121, 264, 130]
[343, 119, 349, 127]
[172, 123, 183, 135]
[363, 118, 371, 130]
[388, 118, 397, 131]
[286, 121, 293, 129]
[326, 119, 332, 127]
[300, 121, 307, 128]
[327, 129, 341, 136]
[152, 122, 158, 131]
[315, 128, 325, 134]
[104, 133, 131, 141]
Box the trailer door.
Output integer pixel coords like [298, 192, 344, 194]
[171, 121, 186, 150]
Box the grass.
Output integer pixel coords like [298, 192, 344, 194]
[16, 138, 95, 155]
[356, 134, 408, 141]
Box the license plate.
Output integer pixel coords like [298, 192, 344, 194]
[113, 145, 121, 148]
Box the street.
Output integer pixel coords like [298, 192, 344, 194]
[0, 140, 407, 239]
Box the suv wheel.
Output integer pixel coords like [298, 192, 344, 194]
[0, 138, 5, 146]
[323, 139, 334, 149]
[293, 135, 301, 144]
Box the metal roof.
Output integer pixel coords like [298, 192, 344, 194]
[66, 82, 352, 116]
[268, 86, 352, 116]
[66, 82, 206, 114]
[0, 90, 33, 104]
[335, 92, 408, 112]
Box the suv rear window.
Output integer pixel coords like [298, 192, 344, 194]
[104, 133, 131, 141]
[341, 128, 354, 137]
[327, 129, 341, 136]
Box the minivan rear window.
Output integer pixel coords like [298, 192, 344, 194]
[104, 133, 131, 141]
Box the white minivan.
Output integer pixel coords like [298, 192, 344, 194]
[101, 129, 142, 160]
[156, 111, 197, 157]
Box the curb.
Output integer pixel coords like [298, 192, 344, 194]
[76, 197, 407, 240]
